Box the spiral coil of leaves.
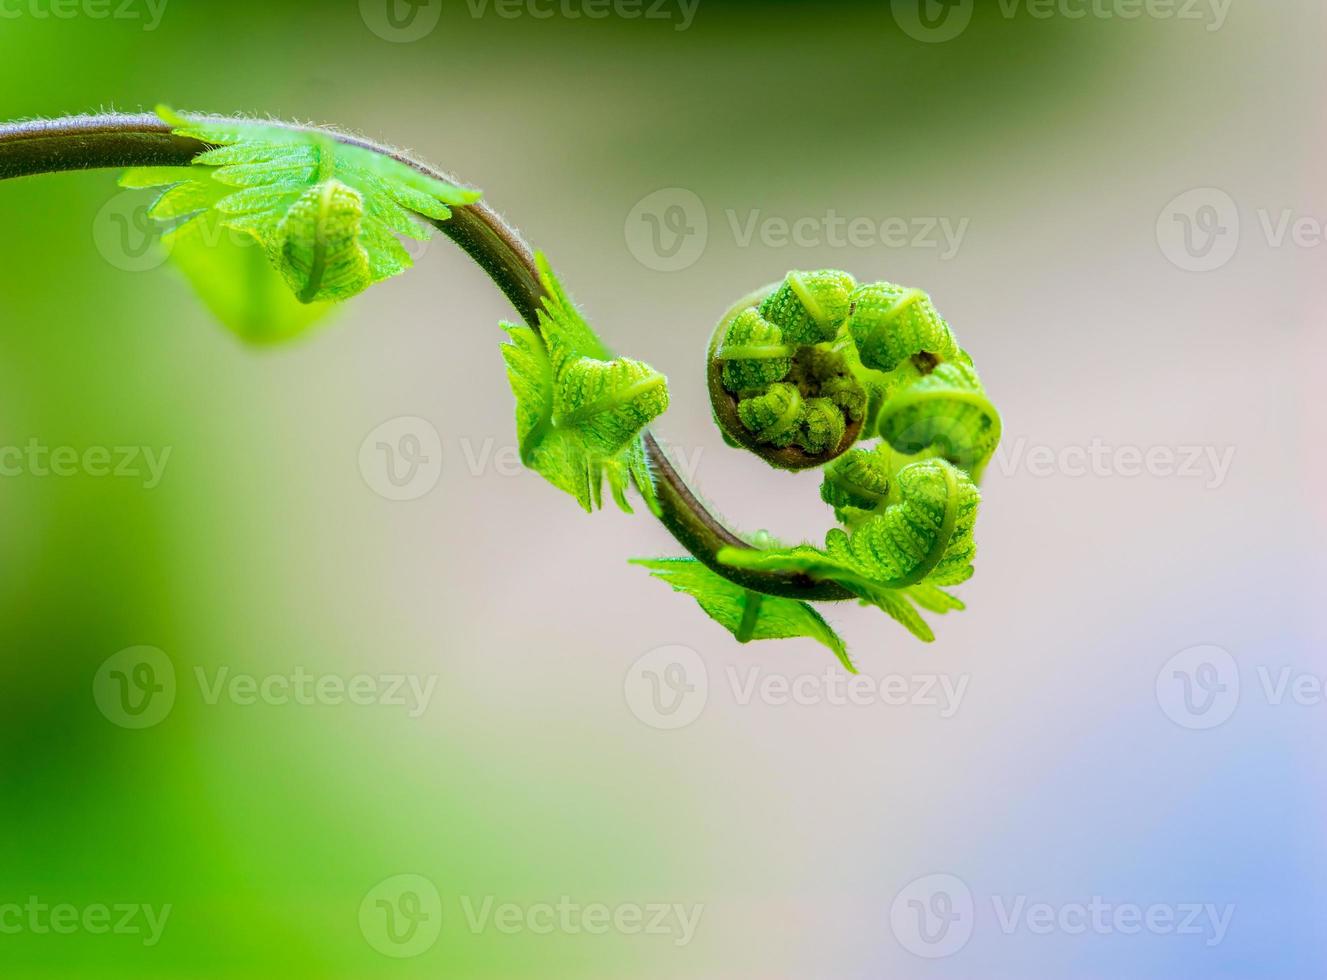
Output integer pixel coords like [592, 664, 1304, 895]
[0, 109, 1002, 670]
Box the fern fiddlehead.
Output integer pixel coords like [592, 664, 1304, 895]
[0, 109, 1002, 669]
[707, 273, 866, 470]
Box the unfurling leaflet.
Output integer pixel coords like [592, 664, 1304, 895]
[641, 267, 1001, 664]
[500, 255, 668, 514]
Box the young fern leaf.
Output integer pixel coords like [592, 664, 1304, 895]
[118, 106, 481, 338]
[632, 558, 855, 672]
[820, 445, 900, 529]
[905, 583, 966, 614]
[718, 459, 980, 639]
[876, 359, 1002, 480]
[846, 282, 959, 373]
[866, 588, 936, 643]
[501, 255, 668, 513]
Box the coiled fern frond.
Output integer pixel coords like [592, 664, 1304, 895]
[639, 268, 1001, 665]
[0, 111, 1004, 671]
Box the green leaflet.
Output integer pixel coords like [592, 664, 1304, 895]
[854, 582, 965, 642]
[820, 445, 898, 529]
[118, 106, 481, 336]
[501, 255, 668, 513]
[713, 270, 866, 464]
[632, 558, 854, 672]
[719, 459, 980, 639]
[836, 281, 1000, 479]
[867, 587, 936, 643]
[876, 359, 1001, 480]
[799, 398, 848, 455]
[759, 269, 856, 345]
[737, 382, 803, 447]
[906, 583, 966, 614]
[718, 308, 791, 392]
[846, 281, 958, 373]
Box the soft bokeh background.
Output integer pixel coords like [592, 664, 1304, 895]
[1, 1, 1322, 976]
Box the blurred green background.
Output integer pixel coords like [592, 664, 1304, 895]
[1, 1, 1322, 977]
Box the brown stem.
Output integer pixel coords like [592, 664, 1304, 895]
[0, 112, 852, 601]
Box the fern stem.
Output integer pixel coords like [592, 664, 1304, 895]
[0, 113, 852, 602]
